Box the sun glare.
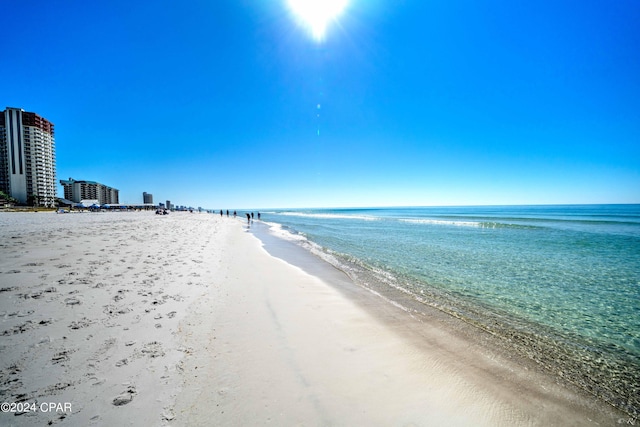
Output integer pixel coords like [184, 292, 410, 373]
[287, 0, 348, 41]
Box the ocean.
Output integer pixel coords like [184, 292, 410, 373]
[258, 204, 640, 416]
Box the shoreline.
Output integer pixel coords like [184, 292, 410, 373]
[250, 220, 634, 420]
[256, 213, 640, 419]
[174, 216, 627, 425]
[0, 212, 630, 425]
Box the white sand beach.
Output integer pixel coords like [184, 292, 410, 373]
[0, 212, 627, 426]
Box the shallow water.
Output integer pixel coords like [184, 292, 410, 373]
[261, 205, 640, 415]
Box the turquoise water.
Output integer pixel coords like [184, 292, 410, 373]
[261, 205, 640, 414]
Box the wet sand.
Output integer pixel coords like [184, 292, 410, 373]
[0, 212, 627, 426]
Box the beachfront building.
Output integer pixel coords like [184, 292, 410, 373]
[0, 107, 57, 207]
[143, 192, 153, 204]
[60, 178, 119, 205]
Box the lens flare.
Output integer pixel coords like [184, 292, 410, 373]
[287, 0, 348, 41]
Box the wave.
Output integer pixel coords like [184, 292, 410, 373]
[398, 218, 543, 230]
[270, 212, 544, 230]
[266, 207, 639, 234]
[399, 218, 481, 227]
[276, 212, 381, 221]
[262, 221, 309, 242]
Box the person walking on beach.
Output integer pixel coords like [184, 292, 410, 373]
[251, 212, 254, 220]
[258, 212, 261, 220]
[226, 210, 229, 217]
[220, 210, 223, 217]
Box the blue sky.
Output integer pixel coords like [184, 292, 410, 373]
[2, 0, 639, 208]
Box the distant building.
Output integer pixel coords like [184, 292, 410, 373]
[60, 178, 119, 205]
[0, 107, 57, 207]
[166, 200, 171, 210]
[143, 192, 153, 204]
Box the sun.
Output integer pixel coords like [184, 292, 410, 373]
[287, 0, 349, 41]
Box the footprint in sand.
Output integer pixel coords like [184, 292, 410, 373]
[113, 290, 127, 302]
[2, 321, 35, 336]
[4, 310, 35, 318]
[140, 341, 165, 358]
[103, 305, 131, 316]
[23, 262, 44, 267]
[64, 296, 82, 306]
[69, 318, 93, 330]
[43, 382, 74, 394]
[112, 386, 136, 406]
[52, 349, 75, 364]
[89, 338, 117, 364]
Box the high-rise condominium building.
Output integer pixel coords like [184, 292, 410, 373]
[0, 107, 57, 207]
[143, 192, 153, 204]
[60, 178, 119, 205]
